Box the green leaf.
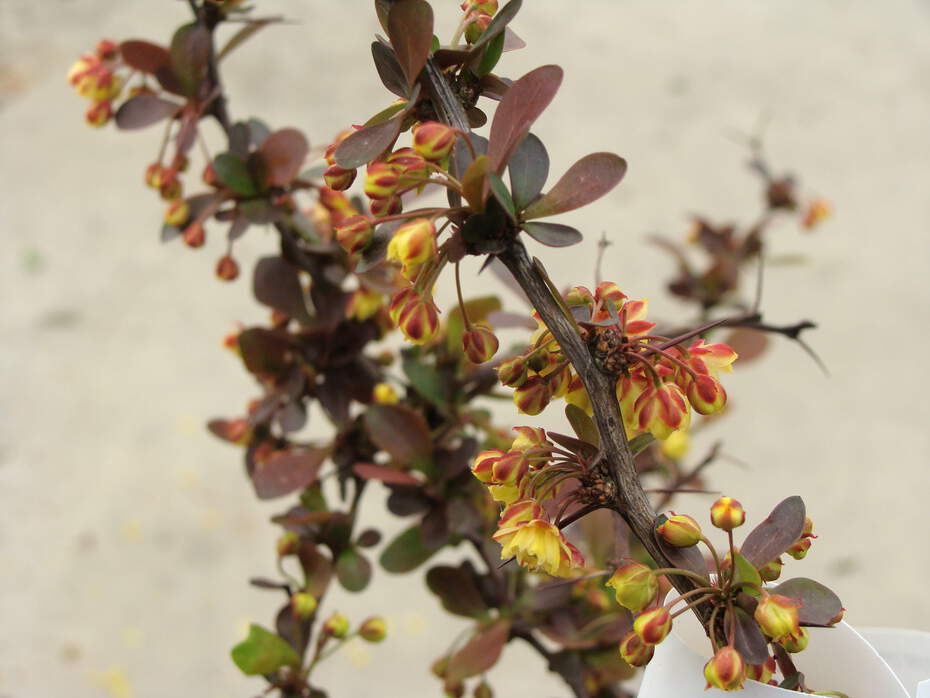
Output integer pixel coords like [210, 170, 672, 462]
[402, 351, 446, 406]
[475, 30, 505, 77]
[213, 152, 258, 196]
[380, 525, 440, 573]
[628, 433, 655, 456]
[523, 152, 627, 219]
[217, 18, 279, 62]
[730, 551, 762, 592]
[467, 0, 523, 56]
[507, 132, 549, 211]
[230, 624, 300, 676]
[487, 172, 517, 222]
[336, 547, 372, 593]
[565, 404, 599, 447]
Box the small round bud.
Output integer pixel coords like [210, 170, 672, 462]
[754, 592, 802, 641]
[802, 198, 831, 229]
[471, 450, 504, 484]
[369, 195, 403, 218]
[182, 222, 205, 248]
[464, 11, 493, 43]
[659, 429, 690, 461]
[710, 496, 746, 531]
[95, 39, 119, 60]
[412, 121, 456, 162]
[462, 325, 499, 364]
[745, 655, 776, 684]
[497, 356, 528, 387]
[164, 200, 190, 227]
[373, 382, 399, 404]
[758, 557, 784, 582]
[633, 607, 672, 645]
[323, 612, 350, 638]
[159, 170, 183, 201]
[215, 255, 239, 281]
[291, 592, 318, 620]
[358, 616, 387, 643]
[618, 631, 655, 667]
[277, 531, 299, 557]
[656, 513, 702, 547]
[85, 100, 112, 128]
[779, 626, 809, 653]
[323, 163, 357, 191]
[335, 215, 374, 255]
[363, 161, 400, 200]
[605, 559, 659, 613]
[202, 162, 219, 187]
[512, 376, 551, 416]
[145, 163, 164, 189]
[394, 291, 440, 345]
[473, 681, 493, 698]
[703, 646, 746, 691]
[686, 374, 727, 415]
[386, 218, 437, 279]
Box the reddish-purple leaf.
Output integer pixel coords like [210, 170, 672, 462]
[741, 496, 806, 568]
[364, 404, 431, 467]
[169, 23, 211, 99]
[114, 94, 180, 130]
[521, 221, 583, 247]
[119, 40, 172, 74]
[386, 0, 434, 89]
[238, 328, 292, 378]
[252, 448, 326, 500]
[258, 128, 309, 188]
[371, 41, 408, 98]
[547, 431, 599, 460]
[523, 153, 627, 220]
[732, 607, 770, 665]
[772, 578, 843, 627]
[446, 619, 511, 683]
[298, 543, 334, 598]
[723, 328, 769, 365]
[353, 463, 421, 486]
[487, 64, 563, 173]
[334, 117, 402, 170]
[426, 564, 489, 619]
[507, 132, 548, 210]
[252, 256, 312, 324]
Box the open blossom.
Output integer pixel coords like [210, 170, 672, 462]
[493, 519, 582, 578]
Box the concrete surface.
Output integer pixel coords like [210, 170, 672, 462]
[1, 1, 929, 696]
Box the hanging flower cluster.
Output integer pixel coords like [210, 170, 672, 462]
[471, 427, 587, 577]
[67, 39, 125, 127]
[498, 281, 738, 440]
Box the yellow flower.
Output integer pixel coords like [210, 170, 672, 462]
[493, 519, 579, 577]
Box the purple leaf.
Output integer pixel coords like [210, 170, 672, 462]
[252, 448, 326, 499]
[740, 496, 806, 568]
[487, 65, 563, 174]
[523, 153, 627, 220]
[169, 23, 210, 99]
[353, 463, 421, 486]
[772, 578, 843, 627]
[426, 564, 488, 618]
[446, 619, 511, 683]
[119, 40, 172, 74]
[334, 117, 402, 169]
[732, 607, 770, 665]
[386, 0, 434, 89]
[364, 404, 432, 467]
[507, 132, 549, 210]
[521, 221, 583, 247]
[252, 256, 312, 324]
[371, 41, 408, 98]
[258, 128, 309, 188]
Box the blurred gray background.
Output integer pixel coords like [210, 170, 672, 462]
[2, 1, 929, 696]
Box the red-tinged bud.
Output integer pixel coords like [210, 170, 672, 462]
[464, 11, 493, 43]
[688, 339, 738, 376]
[323, 612, 349, 638]
[389, 287, 416, 325]
[461, 0, 498, 13]
[170, 154, 189, 174]
[618, 631, 655, 667]
[498, 499, 542, 527]
[291, 592, 318, 620]
[364, 161, 400, 199]
[67, 55, 98, 86]
[704, 646, 746, 691]
[335, 215, 374, 255]
[323, 163, 357, 191]
[182, 222, 205, 248]
[202, 162, 219, 187]
[497, 356, 528, 387]
[387, 218, 436, 277]
[369, 195, 402, 218]
[802, 516, 814, 537]
[656, 513, 702, 547]
[633, 607, 672, 645]
[412, 121, 456, 162]
[802, 198, 831, 229]
[224, 418, 250, 445]
[754, 592, 802, 641]
[510, 426, 548, 452]
[85, 100, 112, 128]
[635, 381, 691, 441]
[216, 255, 239, 281]
[758, 557, 784, 582]
[277, 531, 299, 556]
[159, 169, 182, 201]
[95, 39, 119, 60]
[513, 375, 551, 416]
[358, 616, 387, 642]
[164, 200, 190, 227]
[710, 496, 746, 531]
[745, 655, 776, 684]
[660, 429, 690, 461]
[779, 626, 809, 653]
[145, 163, 164, 189]
[605, 559, 658, 612]
[396, 293, 440, 345]
[491, 450, 528, 486]
[787, 536, 811, 560]
[473, 681, 493, 698]
[687, 373, 727, 415]
[462, 325, 499, 364]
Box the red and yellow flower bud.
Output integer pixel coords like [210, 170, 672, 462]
[216, 255, 239, 281]
[412, 121, 456, 162]
[462, 325, 499, 364]
[276, 530, 300, 557]
[95, 39, 119, 60]
[688, 339, 738, 376]
[802, 198, 832, 229]
[159, 170, 183, 201]
[358, 616, 387, 642]
[687, 373, 727, 415]
[291, 592, 318, 620]
[471, 449, 504, 484]
[758, 557, 784, 582]
[67, 55, 98, 87]
[710, 496, 746, 531]
[787, 516, 816, 560]
[387, 218, 436, 279]
[754, 592, 802, 641]
[464, 11, 494, 43]
[635, 381, 691, 441]
[498, 499, 542, 528]
[164, 200, 190, 227]
[656, 513, 702, 547]
[746, 656, 776, 684]
[703, 646, 746, 691]
[618, 631, 654, 667]
[510, 426, 548, 452]
[617, 370, 650, 433]
[145, 162, 164, 189]
[369, 195, 403, 219]
[323, 163, 356, 191]
[633, 607, 672, 645]
[182, 222, 206, 248]
[779, 626, 809, 653]
[85, 100, 112, 127]
[323, 612, 350, 638]
[335, 214, 374, 255]
[394, 291, 440, 345]
[202, 161, 220, 187]
[497, 356, 528, 387]
[605, 560, 658, 613]
[513, 375, 551, 416]
[324, 129, 354, 166]
[363, 161, 400, 200]
[461, 0, 498, 13]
